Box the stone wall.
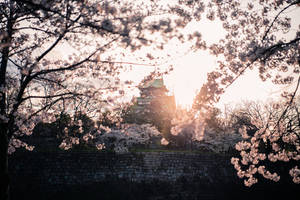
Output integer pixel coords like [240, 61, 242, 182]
[8, 151, 299, 200]
[9, 151, 236, 184]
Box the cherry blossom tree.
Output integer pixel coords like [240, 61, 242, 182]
[0, 1, 205, 199]
[211, 0, 300, 186]
[168, 0, 300, 186]
[193, 0, 300, 108]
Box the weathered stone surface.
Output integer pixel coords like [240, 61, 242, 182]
[8, 151, 300, 200]
[9, 152, 235, 186]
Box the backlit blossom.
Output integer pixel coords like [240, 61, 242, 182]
[239, 126, 249, 139]
[289, 166, 300, 184]
[161, 138, 169, 146]
[235, 141, 251, 151]
[96, 143, 105, 150]
[231, 99, 300, 186]
[244, 176, 258, 187]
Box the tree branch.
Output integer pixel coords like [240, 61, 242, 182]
[14, 26, 57, 36]
[225, 37, 300, 90]
[276, 75, 300, 125]
[7, 58, 22, 70]
[30, 37, 119, 80]
[31, 31, 67, 67]
[25, 96, 72, 122]
[262, 0, 300, 42]
[8, 45, 36, 57]
[89, 59, 156, 67]
[21, 92, 82, 102]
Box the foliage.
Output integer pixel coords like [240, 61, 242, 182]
[164, 106, 239, 152]
[203, 107, 225, 132]
[52, 112, 72, 138]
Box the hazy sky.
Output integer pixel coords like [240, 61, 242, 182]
[52, 1, 299, 109]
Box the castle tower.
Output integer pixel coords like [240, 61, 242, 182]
[136, 78, 175, 114]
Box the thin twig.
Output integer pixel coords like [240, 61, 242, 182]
[276, 75, 300, 126]
[262, 0, 300, 42]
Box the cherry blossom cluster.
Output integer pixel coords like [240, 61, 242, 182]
[59, 137, 79, 151]
[8, 137, 34, 154]
[231, 104, 300, 186]
[58, 122, 162, 153]
[170, 108, 206, 141]
[95, 123, 161, 153]
[168, 107, 242, 152]
[58, 117, 95, 150]
[289, 166, 300, 184]
[198, 126, 242, 153]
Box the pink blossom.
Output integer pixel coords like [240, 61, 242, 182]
[161, 138, 169, 146]
[289, 167, 300, 184]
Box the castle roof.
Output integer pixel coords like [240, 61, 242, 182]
[140, 78, 165, 89]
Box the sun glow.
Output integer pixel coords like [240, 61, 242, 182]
[163, 18, 226, 108]
[165, 51, 215, 108]
[119, 14, 296, 109]
[165, 52, 286, 109]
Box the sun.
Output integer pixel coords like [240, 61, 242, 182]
[164, 51, 215, 108]
[173, 84, 197, 108]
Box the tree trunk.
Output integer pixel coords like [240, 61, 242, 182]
[0, 7, 13, 200]
[0, 125, 9, 200]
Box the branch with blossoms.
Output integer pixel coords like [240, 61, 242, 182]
[194, 0, 300, 112]
[275, 76, 300, 127]
[58, 123, 162, 153]
[231, 99, 300, 187]
[231, 79, 300, 186]
[262, 0, 300, 41]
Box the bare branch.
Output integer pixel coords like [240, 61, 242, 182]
[31, 31, 66, 67]
[13, 26, 57, 35]
[7, 58, 22, 70]
[25, 96, 71, 122]
[89, 59, 156, 67]
[276, 75, 300, 125]
[262, 0, 300, 42]
[30, 37, 119, 80]
[9, 45, 36, 57]
[21, 92, 82, 102]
